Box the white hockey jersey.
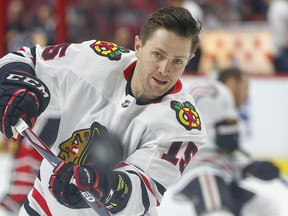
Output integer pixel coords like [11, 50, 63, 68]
[0, 40, 206, 215]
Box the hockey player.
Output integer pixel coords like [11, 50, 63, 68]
[171, 67, 280, 216]
[0, 6, 206, 216]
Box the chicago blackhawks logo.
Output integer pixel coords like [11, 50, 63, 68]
[171, 100, 201, 131]
[58, 122, 109, 164]
[90, 40, 130, 60]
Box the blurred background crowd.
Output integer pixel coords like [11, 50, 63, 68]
[1, 0, 288, 74]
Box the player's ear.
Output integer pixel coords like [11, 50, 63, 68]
[134, 36, 142, 58]
[190, 54, 195, 59]
[186, 54, 195, 65]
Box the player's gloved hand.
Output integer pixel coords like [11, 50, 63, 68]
[243, 160, 280, 181]
[48, 161, 108, 209]
[215, 119, 239, 152]
[0, 66, 50, 139]
[0, 86, 39, 138]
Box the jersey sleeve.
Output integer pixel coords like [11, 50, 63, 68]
[0, 40, 95, 114]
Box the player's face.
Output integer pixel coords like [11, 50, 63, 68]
[132, 28, 193, 101]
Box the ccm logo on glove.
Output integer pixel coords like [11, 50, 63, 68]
[6, 73, 50, 98]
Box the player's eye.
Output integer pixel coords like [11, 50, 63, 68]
[173, 58, 183, 65]
[152, 51, 163, 59]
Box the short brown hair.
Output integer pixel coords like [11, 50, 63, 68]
[218, 67, 245, 83]
[139, 6, 202, 54]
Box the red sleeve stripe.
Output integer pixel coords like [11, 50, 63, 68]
[116, 161, 129, 168]
[11, 69, 32, 75]
[138, 172, 160, 206]
[31, 188, 52, 216]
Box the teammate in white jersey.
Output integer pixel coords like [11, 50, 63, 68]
[172, 68, 280, 216]
[0, 6, 206, 215]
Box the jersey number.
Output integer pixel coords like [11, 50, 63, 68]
[42, 43, 70, 60]
[161, 142, 198, 174]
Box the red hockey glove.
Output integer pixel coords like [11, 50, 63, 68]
[0, 63, 50, 139]
[243, 160, 280, 181]
[48, 161, 110, 209]
[0, 87, 39, 139]
[48, 161, 132, 212]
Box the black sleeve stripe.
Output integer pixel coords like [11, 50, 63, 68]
[12, 46, 37, 65]
[127, 170, 150, 215]
[30, 46, 37, 65]
[133, 164, 167, 195]
[153, 179, 166, 196]
[11, 51, 25, 57]
[23, 200, 41, 216]
[37, 170, 41, 181]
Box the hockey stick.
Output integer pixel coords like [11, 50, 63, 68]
[12, 118, 110, 216]
[238, 148, 288, 188]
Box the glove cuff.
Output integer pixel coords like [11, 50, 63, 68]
[105, 171, 131, 214]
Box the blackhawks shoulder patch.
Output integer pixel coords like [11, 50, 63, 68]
[90, 40, 130, 60]
[171, 100, 201, 131]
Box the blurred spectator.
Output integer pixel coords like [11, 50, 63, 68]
[113, 26, 134, 50]
[67, 0, 98, 42]
[5, 0, 53, 52]
[6, 0, 29, 52]
[168, 0, 203, 21]
[266, 0, 288, 73]
[33, 3, 55, 45]
[6, 0, 27, 32]
[66, 0, 165, 43]
[240, 0, 268, 22]
[197, 0, 242, 26]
